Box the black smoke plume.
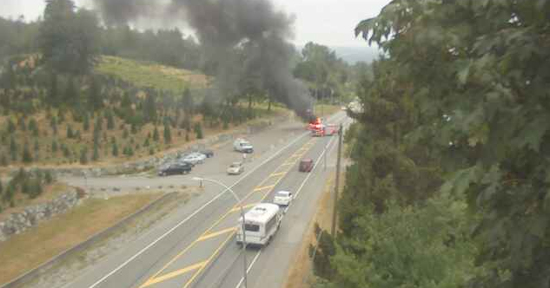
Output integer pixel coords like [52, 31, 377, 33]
[90, 0, 314, 118]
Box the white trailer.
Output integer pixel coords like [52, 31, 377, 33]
[236, 203, 282, 246]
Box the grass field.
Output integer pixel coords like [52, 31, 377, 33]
[95, 56, 209, 92]
[0, 193, 162, 285]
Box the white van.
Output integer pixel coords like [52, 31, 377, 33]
[236, 203, 282, 246]
[233, 138, 254, 153]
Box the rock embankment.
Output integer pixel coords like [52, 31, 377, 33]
[0, 188, 84, 242]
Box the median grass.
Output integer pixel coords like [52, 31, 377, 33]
[0, 193, 162, 285]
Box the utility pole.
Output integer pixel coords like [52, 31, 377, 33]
[331, 123, 343, 236]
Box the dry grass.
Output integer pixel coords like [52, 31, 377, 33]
[283, 172, 343, 288]
[0, 193, 161, 285]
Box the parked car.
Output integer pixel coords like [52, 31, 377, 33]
[234, 138, 254, 153]
[227, 162, 245, 175]
[158, 163, 192, 176]
[299, 158, 314, 172]
[182, 153, 206, 165]
[273, 190, 293, 206]
[200, 149, 214, 158]
[189, 152, 207, 161]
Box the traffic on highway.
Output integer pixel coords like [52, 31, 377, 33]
[59, 112, 350, 288]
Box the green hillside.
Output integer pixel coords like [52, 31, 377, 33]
[95, 56, 209, 92]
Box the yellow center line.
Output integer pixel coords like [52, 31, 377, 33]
[253, 185, 276, 192]
[269, 171, 287, 178]
[142, 261, 207, 287]
[139, 137, 320, 288]
[197, 227, 237, 242]
[183, 232, 236, 288]
[229, 203, 257, 213]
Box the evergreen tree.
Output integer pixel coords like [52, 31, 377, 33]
[51, 139, 59, 154]
[64, 77, 79, 105]
[79, 147, 88, 164]
[44, 170, 54, 184]
[22, 142, 32, 163]
[6, 119, 16, 133]
[62, 144, 70, 158]
[92, 142, 99, 161]
[83, 113, 90, 131]
[131, 122, 138, 134]
[153, 126, 160, 142]
[50, 116, 58, 135]
[47, 73, 58, 105]
[164, 123, 172, 144]
[194, 122, 203, 139]
[34, 139, 40, 160]
[29, 118, 39, 137]
[57, 109, 65, 123]
[18, 117, 26, 131]
[0, 154, 7, 166]
[106, 109, 115, 130]
[144, 136, 150, 147]
[144, 93, 157, 122]
[29, 179, 43, 199]
[182, 88, 194, 115]
[9, 136, 17, 161]
[39, 0, 100, 75]
[88, 76, 103, 110]
[112, 142, 118, 156]
[94, 116, 102, 132]
[21, 178, 30, 195]
[66, 125, 74, 138]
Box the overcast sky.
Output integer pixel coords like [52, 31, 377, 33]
[0, 0, 391, 47]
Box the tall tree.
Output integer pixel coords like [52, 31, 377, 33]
[144, 93, 157, 122]
[88, 76, 103, 110]
[163, 122, 172, 144]
[39, 0, 100, 75]
[182, 88, 194, 115]
[343, 1, 550, 287]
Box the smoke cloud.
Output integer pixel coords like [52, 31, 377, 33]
[90, 0, 314, 118]
[90, 0, 162, 26]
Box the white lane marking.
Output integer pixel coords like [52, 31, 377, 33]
[234, 118, 350, 288]
[86, 129, 312, 288]
[235, 250, 263, 288]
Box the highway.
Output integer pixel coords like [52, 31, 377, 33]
[62, 111, 350, 288]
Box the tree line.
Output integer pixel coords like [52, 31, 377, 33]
[311, 1, 550, 288]
[0, 7, 200, 72]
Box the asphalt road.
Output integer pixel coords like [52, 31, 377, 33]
[61, 111, 350, 288]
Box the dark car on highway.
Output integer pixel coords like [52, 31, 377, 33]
[299, 158, 314, 172]
[158, 163, 192, 176]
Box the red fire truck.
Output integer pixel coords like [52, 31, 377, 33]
[309, 118, 339, 137]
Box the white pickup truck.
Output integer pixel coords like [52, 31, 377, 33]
[233, 138, 254, 153]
